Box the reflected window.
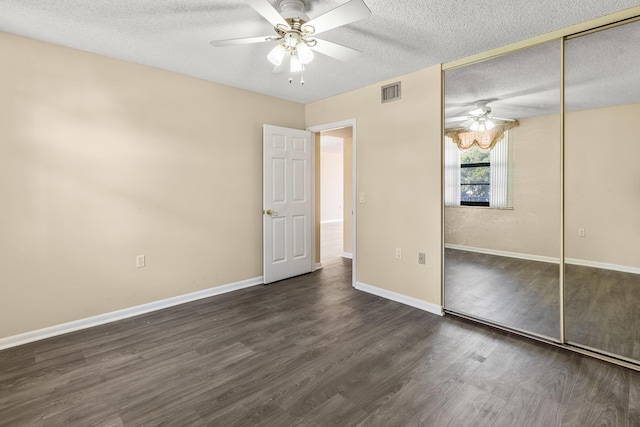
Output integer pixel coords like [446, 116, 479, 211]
[445, 131, 513, 208]
[460, 148, 490, 206]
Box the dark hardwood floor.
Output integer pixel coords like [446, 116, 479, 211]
[2, 257, 640, 426]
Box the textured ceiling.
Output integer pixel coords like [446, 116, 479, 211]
[1, 1, 639, 104]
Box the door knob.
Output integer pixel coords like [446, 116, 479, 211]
[265, 209, 279, 216]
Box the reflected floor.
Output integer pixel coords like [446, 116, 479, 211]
[565, 264, 640, 361]
[445, 248, 562, 340]
[445, 248, 640, 362]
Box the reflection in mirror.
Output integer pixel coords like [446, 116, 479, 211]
[444, 41, 561, 340]
[564, 19, 640, 362]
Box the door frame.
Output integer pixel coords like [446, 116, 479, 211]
[308, 119, 357, 287]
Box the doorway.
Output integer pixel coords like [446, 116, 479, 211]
[308, 120, 356, 284]
[319, 128, 352, 264]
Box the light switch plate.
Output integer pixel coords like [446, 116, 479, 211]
[136, 255, 146, 268]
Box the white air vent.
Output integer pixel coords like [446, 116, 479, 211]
[381, 82, 401, 103]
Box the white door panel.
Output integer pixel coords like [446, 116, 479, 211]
[272, 217, 286, 263]
[292, 215, 307, 259]
[263, 125, 313, 284]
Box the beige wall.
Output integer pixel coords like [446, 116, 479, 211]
[445, 114, 562, 258]
[565, 102, 640, 268]
[306, 66, 443, 305]
[0, 32, 305, 338]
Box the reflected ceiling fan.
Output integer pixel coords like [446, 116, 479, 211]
[446, 101, 516, 131]
[210, 0, 371, 85]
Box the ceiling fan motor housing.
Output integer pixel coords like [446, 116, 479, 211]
[279, 0, 310, 22]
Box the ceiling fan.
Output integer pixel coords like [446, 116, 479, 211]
[446, 101, 517, 131]
[210, 0, 371, 85]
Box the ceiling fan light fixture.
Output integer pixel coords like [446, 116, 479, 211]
[469, 119, 496, 132]
[284, 32, 299, 48]
[267, 44, 286, 66]
[290, 54, 303, 73]
[296, 41, 314, 64]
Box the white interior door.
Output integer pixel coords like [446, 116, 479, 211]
[263, 124, 313, 284]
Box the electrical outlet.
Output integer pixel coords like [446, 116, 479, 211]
[395, 248, 402, 259]
[578, 228, 585, 237]
[418, 252, 426, 264]
[136, 254, 146, 268]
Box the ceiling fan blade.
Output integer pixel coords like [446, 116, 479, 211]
[311, 38, 361, 62]
[491, 116, 517, 122]
[304, 0, 371, 35]
[245, 0, 289, 29]
[210, 36, 273, 47]
[445, 116, 470, 123]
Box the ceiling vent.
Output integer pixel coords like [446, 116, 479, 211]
[381, 82, 401, 103]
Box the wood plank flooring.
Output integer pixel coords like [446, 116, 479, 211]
[2, 257, 640, 426]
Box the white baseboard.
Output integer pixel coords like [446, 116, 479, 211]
[445, 244, 559, 264]
[321, 219, 343, 224]
[565, 258, 640, 275]
[314, 263, 323, 271]
[342, 252, 353, 259]
[0, 276, 264, 351]
[354, 281, 443, 316]
[446, 244, 640, 274]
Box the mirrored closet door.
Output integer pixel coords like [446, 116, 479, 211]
[443, 41, 562, 340]
[564, 19, 640, 362]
